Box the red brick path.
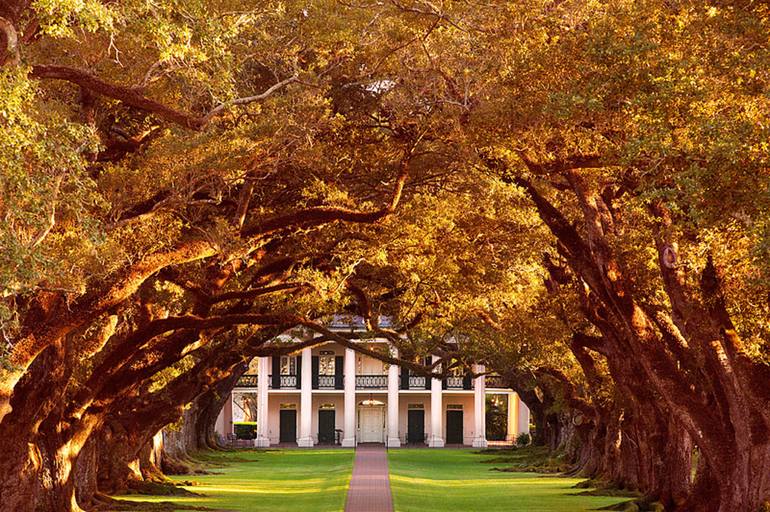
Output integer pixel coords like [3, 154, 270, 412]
[344, 443, 394, 512]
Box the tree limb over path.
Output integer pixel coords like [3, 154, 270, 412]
[29, 64, 298, 130]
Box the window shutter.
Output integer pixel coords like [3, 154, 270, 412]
[312, 356, 320, 389]
[296, 355, 302, 388]
[271, 357, 280, 389]
[335, 356, 344, 389]
[400, 366, 409, 390]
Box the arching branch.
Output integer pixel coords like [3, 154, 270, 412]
[29, 65, 297, 130]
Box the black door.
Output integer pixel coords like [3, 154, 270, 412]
[407, 410, 425, 444]
[446, 410, 463, 444]
[279, 409, 297, 443]
[318, 410, 335, 443]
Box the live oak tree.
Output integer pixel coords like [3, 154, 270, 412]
[0, 1, 472, 509]
[2, 1, 770, 511]
[456, 1, 770, 509]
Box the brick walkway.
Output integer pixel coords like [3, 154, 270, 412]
[344, 443, 394, 512]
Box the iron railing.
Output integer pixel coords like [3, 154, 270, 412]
[356, 374, 387, 389]
[267, 374, 298, 389]
[446, 376, 465, 389]
[407, 375, 427, 389]
[240, 372, 501, 390]
[317, 375, 336, 389]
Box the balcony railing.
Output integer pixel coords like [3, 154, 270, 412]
[446, 376, 465, 389]
[356, 374, 387, 389]
[235, 374, 258, 387]
[406, 375, 427, 389]
[238, 372, 502, 390]
[267, 374, 298, 389]
[317, 375, 338, 389]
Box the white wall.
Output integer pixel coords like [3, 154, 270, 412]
[215, 404, 225, 436]
[267, 393, 300, 444]
[518, 398, 531, 435]
[398, 394, 429, 445]
[442, 393, 476, 445]
[310, 394, 345, 444]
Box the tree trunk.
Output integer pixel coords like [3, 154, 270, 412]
[194, 366, 245, 450]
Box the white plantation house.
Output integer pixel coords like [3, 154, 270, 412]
[215, 316, 530, 448]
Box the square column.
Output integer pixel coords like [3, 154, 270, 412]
[298, 347, 314, 447]
[387, 346, 400, 448]
[506, 391, 520, 442]
[518, 400, 530, 436]
[472, 364, 488, 448]
[255, 357, 270, 447]
[428, 355, 444, 447]
[342, 347, 356, 447]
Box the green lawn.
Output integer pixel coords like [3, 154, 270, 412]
[118, 449, 354, 511]
[388, 449, 631, 512]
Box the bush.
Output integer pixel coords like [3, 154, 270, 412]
[234, 422, 257, 440]
[515, 432, 531, 447]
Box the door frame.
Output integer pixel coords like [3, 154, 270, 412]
[407, 409, 425, 444]
[446, 409, 464, 444]
[357, 405, 386, 444]
[279, 409, 297, 444]
[318, 409, 336, 444]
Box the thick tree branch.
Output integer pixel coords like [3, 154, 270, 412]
[0, 16, 19, 66]
[242, 149, 411, 237]
[29, 65, 296, 130]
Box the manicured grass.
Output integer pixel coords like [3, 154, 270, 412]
[388, 448, 631, 512]
[118, 449, 354, 511]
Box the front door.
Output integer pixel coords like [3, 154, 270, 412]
[318, 410, 335, 444]
[279, 409, 297, 443]
[359, 407, 384, 443]
[446, 410, 463, 444]
[407, 409, 425, 444]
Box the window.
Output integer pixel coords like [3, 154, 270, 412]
[447, 404, 463, 410]
[232, 392, 258, 422]
[408, 403, 424, 409]
[280, 356, 296, 375]
[319, 350, 335, 376]
[280, 403, 297, 410]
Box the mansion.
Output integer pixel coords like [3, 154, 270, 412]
[215, 316, 530, 448]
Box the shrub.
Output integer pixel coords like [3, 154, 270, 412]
[234, 422, 257, 440]
[515, 432, 531, 447]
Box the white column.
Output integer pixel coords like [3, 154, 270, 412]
[518, 400, 531, 435]
[506, 391, 519, 443]
[428, 355, 444, 447]
[255, 357, 270, 447]
[387, 346, 400, 448]
[297, 347, 314, 447]
[342, 347, 357, 447]
[472, 364, 488, 448]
